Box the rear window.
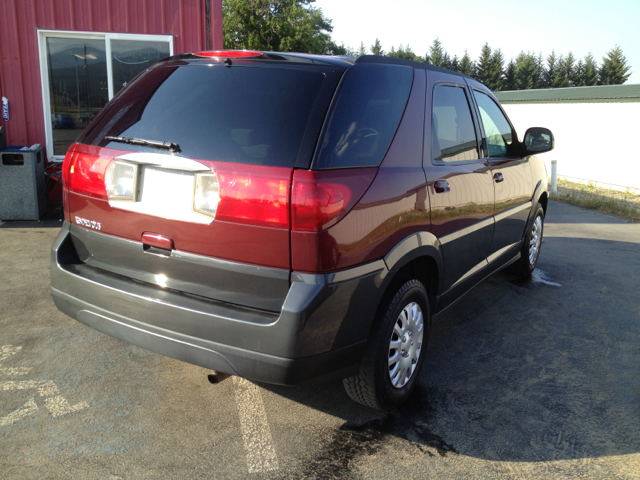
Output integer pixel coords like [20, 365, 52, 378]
[313, 64, 413, 169]
[80, 64, 325, 167]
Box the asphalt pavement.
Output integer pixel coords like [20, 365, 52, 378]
[1, 200, 639, 479]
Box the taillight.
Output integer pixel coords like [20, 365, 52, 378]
[215, 171, 290, 229]
[63, 150, 110, 199]
[292, 168, 377, 232]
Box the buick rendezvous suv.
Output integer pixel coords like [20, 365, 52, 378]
[51, 50, 554, 410]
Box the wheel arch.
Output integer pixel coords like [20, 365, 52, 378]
[525, 180, 548, 236]
[382, 232, 444, 320]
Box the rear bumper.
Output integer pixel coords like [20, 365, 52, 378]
[50, 223, 388, 385]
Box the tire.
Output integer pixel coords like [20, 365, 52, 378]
[510, 202, 545, 278]
[343, 279, 429, 410]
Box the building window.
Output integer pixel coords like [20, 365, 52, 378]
[39, 31, 173, 160]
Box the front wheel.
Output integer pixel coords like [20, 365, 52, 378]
[343, 279, 429, 410]
[510, 202, 545, 278]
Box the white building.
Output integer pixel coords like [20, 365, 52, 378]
[495, 84, 640, 190]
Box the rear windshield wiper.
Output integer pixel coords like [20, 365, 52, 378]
[104, 136, 181, 154]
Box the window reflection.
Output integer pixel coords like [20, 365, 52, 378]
[46, 38, 108, 155]
[111, 40, 170, 95]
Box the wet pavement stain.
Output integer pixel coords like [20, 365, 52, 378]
[297, 387, 457, 478]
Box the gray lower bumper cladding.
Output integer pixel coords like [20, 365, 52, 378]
[50, 223, 388, 385]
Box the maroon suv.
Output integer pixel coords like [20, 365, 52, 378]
[50, 51, 553, 410]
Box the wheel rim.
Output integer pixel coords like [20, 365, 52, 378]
[388, 301, 424, 388]
[529, 215, 543, 265]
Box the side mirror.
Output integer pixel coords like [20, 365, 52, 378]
[523, 127, 554, 154]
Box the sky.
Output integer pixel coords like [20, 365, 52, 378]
[314, 0, 640, 84]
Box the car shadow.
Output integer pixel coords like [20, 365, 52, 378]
[257, 233, 640, 465]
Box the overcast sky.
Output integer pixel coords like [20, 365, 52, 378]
[315, 0, 640, 84]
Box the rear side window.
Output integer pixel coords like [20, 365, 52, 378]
[431, 85, 479, 163]
[313, 64, 413, 169]
[80, 64, 325, 167]
[473, 90, 518, 158]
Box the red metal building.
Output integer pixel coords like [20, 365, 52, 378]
[0, 0, 223, 162]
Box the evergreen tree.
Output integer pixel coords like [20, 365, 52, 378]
[428, 38, 446, 67]
[582, 53, 599, 86]
[357, 41, 367, 56]
[553, 55, 571, 88]
[474, 43, 491, 82]
[556, 52, 576, 87]
[472, 47, 503, 90]
[441, 52, 452, 69]
[458, 50, 474, 76]
[343, 43, 357, 57]
[573, 59, 585, 87]
[448, 55, 460, 72]
[503, 60, 517, 90]
[387, 44, 420, 62]
[514, 51, 538, 90]
[543, 50, 558, 88]
[562, 53, 580, 86]
[402, 45, 419, 62]
[370, 38, 384, 56]
[534, 53, 545, 88]
[488, 49, 504, 91]
[599, 46, 632, 85]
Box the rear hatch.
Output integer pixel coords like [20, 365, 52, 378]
[62, 54, 342, 311]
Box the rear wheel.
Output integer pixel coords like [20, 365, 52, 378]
[343, 279, 429, 410]
[510, 202, 545, 278]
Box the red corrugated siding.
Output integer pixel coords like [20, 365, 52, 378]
[0, 0, 222, 151]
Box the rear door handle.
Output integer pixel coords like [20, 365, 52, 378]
[434, 180, 450, 193]
[493, 173, 504, 183]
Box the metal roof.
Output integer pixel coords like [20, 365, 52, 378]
[495, 84, 640, 104]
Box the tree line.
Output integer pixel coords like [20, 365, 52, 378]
[222, 0, 632, 91]
[351, 38, 632, 90]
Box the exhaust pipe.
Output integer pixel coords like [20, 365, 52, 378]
[208, 371, 232, 384]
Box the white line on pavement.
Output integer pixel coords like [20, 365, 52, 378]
[0, 367, 33, 375]
[0, 345, 22, 363]
[0, 345, 89, 425]
[0, 399, 38, 426]
[44, 395, 89, 417]
[233, 377, 279, 474]
[1, 380, 59, 397]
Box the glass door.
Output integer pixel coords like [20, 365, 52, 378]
[45, 37, 108, 156]
[39, 31, 173, 161]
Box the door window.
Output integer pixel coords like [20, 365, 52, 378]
[431, 85, 479, 163]
[473, 90, 517, 158]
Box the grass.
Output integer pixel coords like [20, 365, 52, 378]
[550, 177, 640, 223]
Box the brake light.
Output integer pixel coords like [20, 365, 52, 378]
[292, 168, 377, 232]
[193, 50, 263, 58]
[215, 169, 291, 229]
[63, 150, 110, 199]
